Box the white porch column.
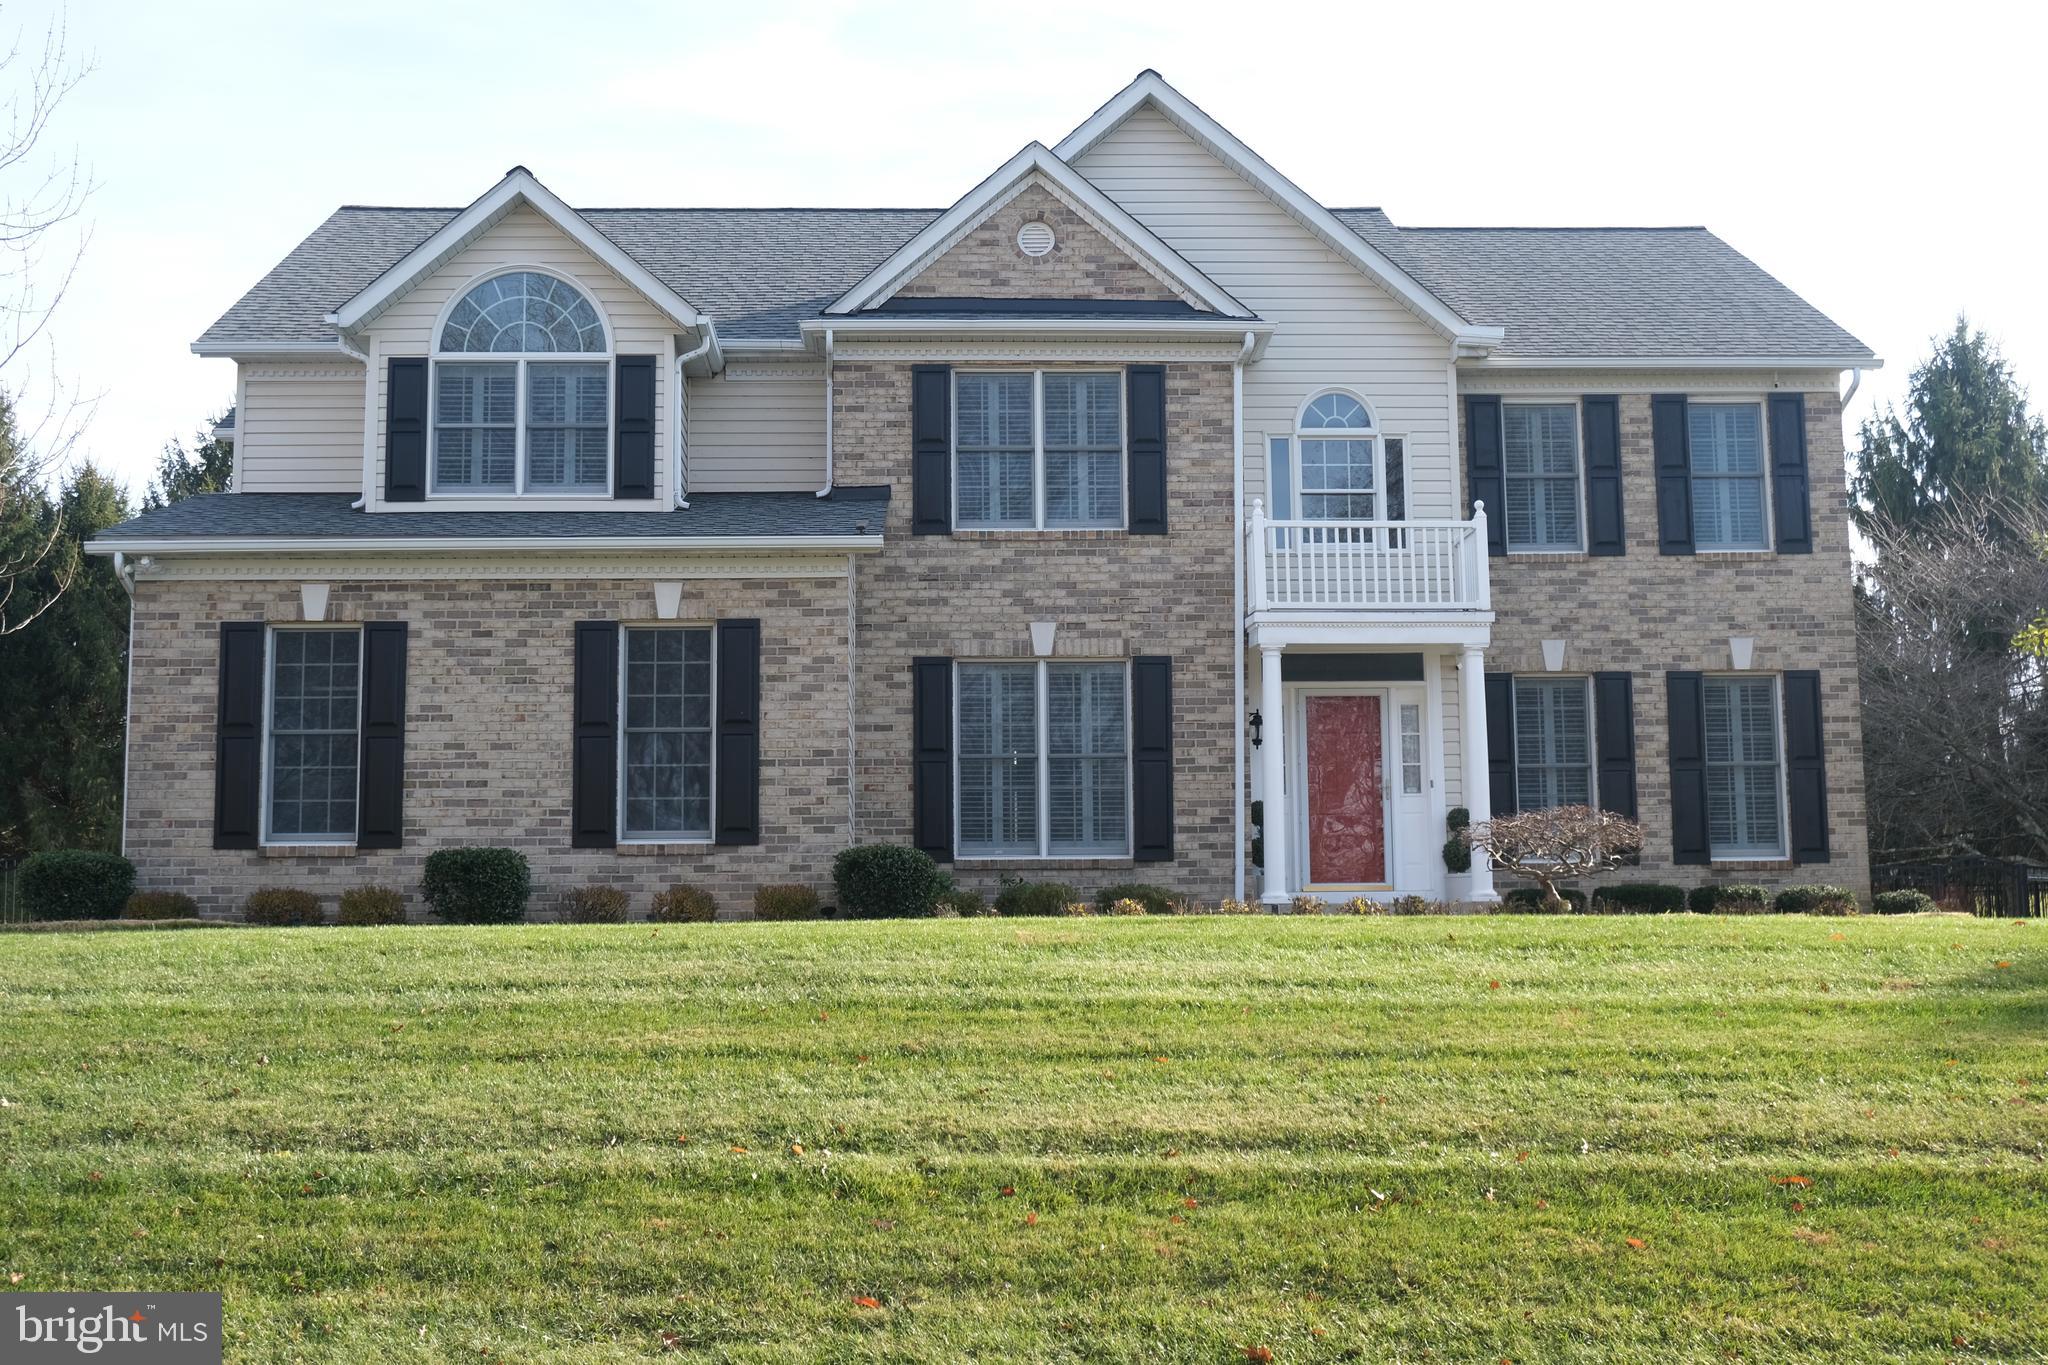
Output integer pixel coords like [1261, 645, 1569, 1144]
[1258, 645, 1290, 905]
[1458, 646, 1499, 902]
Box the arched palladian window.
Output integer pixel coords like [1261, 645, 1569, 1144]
[1268, 389, 1406, 538]
[431, 270, 612, 495]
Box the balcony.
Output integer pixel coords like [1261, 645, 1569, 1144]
[1246, 500, 1492, 616]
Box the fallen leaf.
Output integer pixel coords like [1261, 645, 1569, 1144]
[1169, 1214, 1185, 1224]
[8, 1272, 22, 1284]
[659, 1330, 683, 1351]
[676, 1134, 688, 1145]
[1790, 1201, 1805, 1212]
[1516, 1151, 1529, 1163]
[1773, 1175, 1813, 1187]
[851, 1296, 881, 1310]
[1164, 1148, 1180, 1158]
[1154, 1055, 1169, 1063]
[1996, 961, 2011, 969]
[1535, 1199, 1549, 1210]
[1244, 1348, 1274, 1363]
[87, 1172, 102, 1184]
[1489, 980, 1501, 990]
[869, 1218, 894, 1231]
[790, 1144, 804, 1155]
[1184, 1197, 1199, 1209]
[1625, 1237, 1647, 1250]
[1000, 1186, 1015, 1197]
[729, 1146, 749, 1155]
[1025, 1212, 1038, 1226]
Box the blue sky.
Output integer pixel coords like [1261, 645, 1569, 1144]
[11, 0, 2044, 496]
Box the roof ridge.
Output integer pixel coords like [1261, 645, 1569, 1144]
[336, 204, 945, 214]
[1393, 224, 1711, 234]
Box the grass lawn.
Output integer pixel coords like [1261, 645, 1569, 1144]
[1, 914, 2043, 1363]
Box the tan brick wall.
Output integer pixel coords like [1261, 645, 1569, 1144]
[894, 184, 1181, 302]
[124, 575, 852, 919]
[834, 359, 1240, 903]
[1467, 389, 1870, 898]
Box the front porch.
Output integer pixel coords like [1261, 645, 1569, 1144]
[1245, 502, 1500, 906]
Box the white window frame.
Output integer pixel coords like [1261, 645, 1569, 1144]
[260, 623, 364, 847]
[951, 368, 1128, 532]
[616, 623, 718, 845]
[1510, 675, 1597, 812]
[1686, 397, 1775, 554]
[1704, 672, 1791, 861]
[1499, 397, 1588, 555]
[1290, 388, 1385, 522]
[427, 266, 615, 500]
[952, 658, 1134, 860]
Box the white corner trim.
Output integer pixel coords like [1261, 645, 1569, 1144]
[1029, 621, 1057, 657]
[1541, 639, 1566, 672]
[654, 581, 684, 620]
[300, 583, 330, 622]
[824, 141, 1252, 320]
[1728, 635, 1755, 671]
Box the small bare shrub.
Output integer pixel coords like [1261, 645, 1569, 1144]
[564, 885, 629, 924]
[338, 886, 405, 926]
[650, 884, 717, 923]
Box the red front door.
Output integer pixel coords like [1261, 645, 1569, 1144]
[1304, 694, 1386, 885]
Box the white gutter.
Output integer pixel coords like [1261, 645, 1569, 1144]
[88, 534, 884, 556]
[1231, 328, 1254, 904]
[816, 328, 835, 498]
[1465, 353, 1883, 371]
[672, 321, 718, 509]
[111, 551, 136, 596]
[333, 332, 373, 509]
[799, 317, 1276, 343]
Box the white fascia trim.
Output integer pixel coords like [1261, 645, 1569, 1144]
[719, 338, 810, 352]
[88, 534, 884, 556]
[325, 168, 705, 333]
[190, 339, 347, 359]
[1053, 72, 1492, 348]
[824, 141, 1252, 320]
[1463, 353, 1884, 371]
[801, 316, 1274, 345]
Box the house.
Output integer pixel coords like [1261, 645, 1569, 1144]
[90, 71, 1877, 916]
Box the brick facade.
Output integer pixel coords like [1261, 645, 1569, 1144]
[894, 183, 1183, 303]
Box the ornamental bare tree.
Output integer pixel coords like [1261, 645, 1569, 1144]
[1473, 805, 1646, 913]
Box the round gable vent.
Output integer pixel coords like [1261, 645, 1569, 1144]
[1016, 221, 1056, 257]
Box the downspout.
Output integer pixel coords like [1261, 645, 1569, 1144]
[1232, 329, 1255, 904]
[815, 328, 835, 497]
[846, 552, 858, 843]
[672, 321, 718, 510]
[114, 555, 144, 858]
[334, 333, 372, 509]
[1841, 366, 1864, 410]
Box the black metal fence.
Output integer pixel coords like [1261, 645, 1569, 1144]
[1873, 856, 2048, 918]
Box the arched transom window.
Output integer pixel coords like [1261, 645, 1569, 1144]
[1296, 391, 1379, 520]
[431, 271, 613, 496]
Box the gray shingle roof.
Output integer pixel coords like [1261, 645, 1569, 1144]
[1332, 210, 1873, 361]
[91, 490, 889, 546]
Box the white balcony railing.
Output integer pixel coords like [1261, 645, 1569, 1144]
[1247, 499, 1492, 613]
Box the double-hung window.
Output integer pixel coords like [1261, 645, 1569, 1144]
[1502, 403, 1583, 552]
[955, 371, 1124, 530]
[1296, 392, 1378, 519]
[1689, 403, 1769, 550]
[1703, 676, 1785, 858]
[1513, 677, 1593, 811]
[266, 627, 361, 843]
[620, 627, 714, 841]
[431, 270, 612, 497]
[957, 660, 1129, 857]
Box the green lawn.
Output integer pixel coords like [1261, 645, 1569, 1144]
[1, 915, 2043, 1363]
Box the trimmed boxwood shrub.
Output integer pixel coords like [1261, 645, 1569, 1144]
[563, 885, 629, 923]
[122, 891, 197, 921]
[1093, 883, 1180, 916]
[832, 844, 947, 919]
[1592, 883, 1688, 915]
[1687, 883, 1772, 914]
[1872, 889, 1938, 915]
[1501, 886, 1589, 914]
[421, 847, 531, 924]
[244, 888, 323, 926]
[1442, 807, 1473, 874]
[754, 883, 822, 921]
[338, 886, 406, 926]
[650, 884, 717, 923]
[1774, 884, 1860, 916]
[993, 880, 1079, 917]
[20, 850, 135, 921]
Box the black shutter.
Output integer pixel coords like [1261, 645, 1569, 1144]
[1652, 394, 1695, 555]
[356, 622, 408, 850]
[1582, 395, 1626, 556]
[1484, 671, 1516, 816]
[713, 618, 761, 846]
[911, 657, 953, 860]
[571, 621, 618, 848]
[1127, 365, 1168, 535]
[910, 365, 951, 534]
[1666, 671, 1710, 864]
[1131, 655, 1175, 861]
[614, 354, 657, 499]
[385, 357, 427, 502]
[213, 621, 266, 849]
[1465, 395, 1506, 556]
[1783, 669, 1830, 862]
[1593, 671, 1637, 820]
[1769, 393, 1813, 554]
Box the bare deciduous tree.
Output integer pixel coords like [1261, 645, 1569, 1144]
[1473, 805, 1646, 912]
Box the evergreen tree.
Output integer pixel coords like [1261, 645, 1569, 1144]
[144, 414, 234, 508]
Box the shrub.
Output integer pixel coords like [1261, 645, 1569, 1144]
[1063, 901, 1097, 916]
[1774, 884, 1860, 916]
[754, 883, 822, 921]
[122, 891, 197, 921]
[1389, 894, 1435, 916]
[1872, 889, 1939, 915]
[1442, 835, 1472, 874]
[833, 844, 947, 919]
[1289, 893, 1325, 916]
[1501, 886, 1588, 914]
[243, 888, 323, 926]
[1093, 883, 1181, 916]
[993, 880, 1078, 917]
[1446, 806, 1471, 832]
[1343, 896, 1386, 915]
[1106, 897, 1148, 916]
[421, 848, 531, 924]
[1215, 898, 1260, 915]
[933, 888, 988, 918]
[1687, 883, 1772, 914]
[1592, 883, 1688, 915]
[338, 886, 406, 926]
[650, 885, 717, 923]
[20, 851, 135, 922]
[563, 885, 629, 924]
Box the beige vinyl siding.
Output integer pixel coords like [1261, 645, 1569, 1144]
[685, 368, 827, 493]
[1073, 107, 1456, 521]
[361, 204, 677, 508]
[1441, 653, 1464, 809]
[236, 362, 365, 493]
